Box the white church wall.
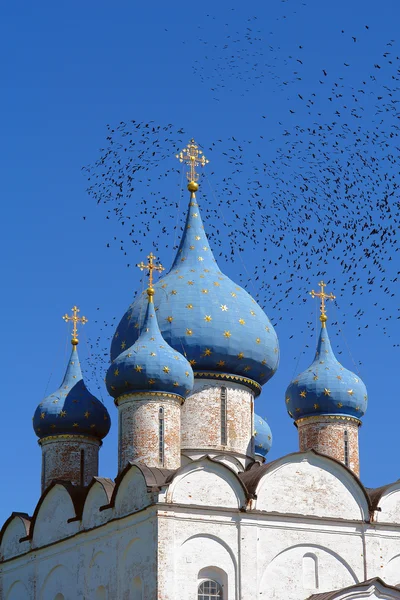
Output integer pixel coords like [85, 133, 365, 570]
[166, 457, 246, 508]
[0, 516, 30, 561]
[114, 465, 151, 517]
[365, 527, 400, 587]
[32, 484, 80, 548]
[375, 484, 400, 524]
[81, 480, 114, 530]
[255, 453, 369, 520]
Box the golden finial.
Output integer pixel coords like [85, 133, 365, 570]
[176, 139, 209, 194]
[62, 305, 88, 345]
[310, 281, 336, 328]
[137, 252, 165, 301]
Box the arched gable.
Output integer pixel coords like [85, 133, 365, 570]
[31, 483, 81, 548]
[113, 464, 151, 517]
[166, 456, 246, 508]
[0, 513, 31, 560]
[5, 580, 29, 600]
[82, 478, 114, 529]
[373, 482, 400, 524]
[253, 451, 369, 520]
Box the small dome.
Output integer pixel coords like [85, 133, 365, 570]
[254, 414, 272, 459]
[285, 325, 368, 421]
[106, 291, 194, 400]
[33, 345, 110, 440]
[110, 195, 279, 395]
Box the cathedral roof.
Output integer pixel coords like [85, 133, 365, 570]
[285, 323, 367, 422]
[106, 285, 194, 400]
[254, 414, 273, 459]
[33, 343, 110, 441]
[110, 194, 279, 395]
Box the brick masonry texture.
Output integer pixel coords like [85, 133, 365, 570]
[181, 380, 254, 458]
[297, 417, 360, 476]
[118, 395, 182, 471]
[40, 436, 100, 491]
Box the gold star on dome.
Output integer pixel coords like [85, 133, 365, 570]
[213, 281, 220, 287]
[185, 371, 190, 377]
[237, 352, 244, 359]
[186, 329, 193, 336]
[203, 348, 212, 356]
[186, 304, 193, 309]
[220, 305, 228, 311]
[188, 280, 194, 285]
[300, 390, 307, 398]
[73, 423, 79, 428]
[40, 412, 45, 419]
[323, 388, 331, 396]
[171, 290, 177, 295]
[84, 411, 90, 418]
[149, 379, 155, 385]
[231, 292, 237, 297]
[150, 352, 156, 357]
[223, 331, 231, 338]
[348, 389, 354, 396]
[250, 310, 256, 316]
[166, 316, 174, 324]
[189, 245, 195, 250]
[195, 235, 201, 240]
[314, 404, 319, 409]
[256, 338, 261, 344]
[121, 341, 126, 350]
[313, 375, 318, 381]
[193, 212, 198, 218]
[355, 406, 360, 411]
[163, 366, 170, 373]
[337, 402, 343, 408]
[161, 283, 168, 289]
[174, 355, 180, 360]
[239, 318, 245, 325]
[285, 397, 290, 404]
[265, 326, 270, 332]
[135, 365, 143, 372]
[203, 246, 208, 251]
[261, 359, 267, 365]
[60, 410, 67, 417]
[90, 424, 96, 429]
[274, 347, 279, 354]
[115, 331, 119, 338]
[50, 424, 56, 429]
[217, 360, 225, 367]
[114, 368, 119, 377]
[295, 408, 301, 413]
[173, 382, 179, 387]
[198, 257, 204, 262]
[244, 366, 251, 372]
[204, 315, 212, 322]
[364, 394, 367, 401]
[202, 289, 209, 294]
[189, 359, 196, 366]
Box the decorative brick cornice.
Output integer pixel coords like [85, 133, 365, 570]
[194, 371, 261, 395]
[115, 391, 184, 407]
[38, 434, 101, 446]
[295, 414, 361, 426]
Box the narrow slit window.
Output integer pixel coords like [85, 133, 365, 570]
[80, 449, 85, 486]
[221, 387, 227, 445]
[159, 407, 165, 466]
[344, 430, 349, 467]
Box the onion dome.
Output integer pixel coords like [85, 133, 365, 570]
[33, 344, 110, 440]
[254, 414, 272, 459]
[110, 141, 279, 396]
[106, 280, 194, 401]
[285, 282, 368, 422]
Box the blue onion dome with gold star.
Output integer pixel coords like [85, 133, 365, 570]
[33, 307, 110, 440]
[254, 414, 273, 459]
[110, 141, 279, 396]
[106, 274, 194, 401]
[285, 282, 368, 422]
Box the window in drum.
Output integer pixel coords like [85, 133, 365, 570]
[220, 387, 227, 445]
[80, 449, 85, 487]
[159, 407, 165, 466]
[198, 580, 223, 599]
[344, 429, 349, 467]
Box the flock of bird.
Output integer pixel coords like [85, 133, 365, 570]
[81, 1, 399, 394]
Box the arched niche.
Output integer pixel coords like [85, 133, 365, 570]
[6, 581, 29, 600]
[32, 484, 79, 548]
[40, 564, 73, 600]
[176, 534, 236, 600]
[82, 479, 114, 529]
[259, 544, 357, 600]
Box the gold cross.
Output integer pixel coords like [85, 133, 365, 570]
[137, 253, 164, 299]
[176, 139, 209, 193]
[62, 306, 88, 345]
[310, 281, 335, 327]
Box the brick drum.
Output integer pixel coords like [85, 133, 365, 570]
[181, 379, 254, 460]
[297, 416, 360, 476]
[117, 394, 182, 471]
[39, 435, 101, 491]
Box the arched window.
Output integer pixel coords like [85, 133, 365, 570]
[54, 594, 65, 600]
[159, 407, 165, 466]
[344, 429, 349, 467]
[220, 387, 227, 445]
[198, 580, 223, 599]
[302, 553, 318, 589]
[96, 585, 107, 600]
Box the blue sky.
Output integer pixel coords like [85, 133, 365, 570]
[0, 0, 399, 525]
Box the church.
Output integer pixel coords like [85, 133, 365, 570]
[1, 141, 400, 600]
